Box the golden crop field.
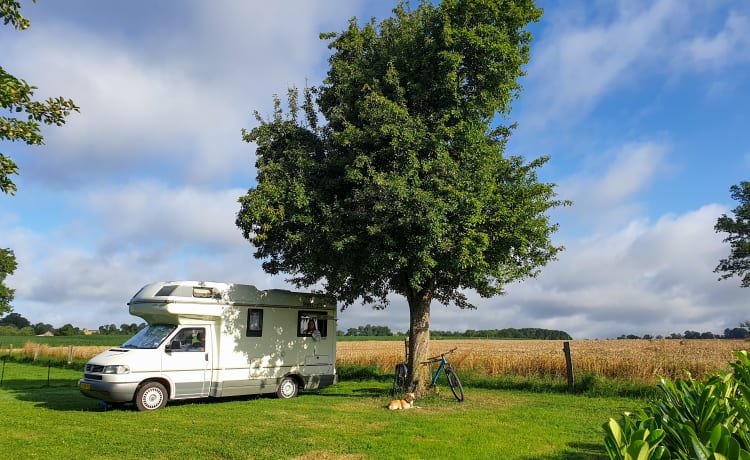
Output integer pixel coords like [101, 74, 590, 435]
[337, 339, 750, 383]
[7, 338, 749, 384]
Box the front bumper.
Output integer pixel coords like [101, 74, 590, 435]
[78, 378, 140, 403]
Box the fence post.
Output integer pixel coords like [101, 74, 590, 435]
[563, 341, 574, 392]
[34, 344, 40, 361]
[67, 345, 73, 364]
[1, 356, 6, 386]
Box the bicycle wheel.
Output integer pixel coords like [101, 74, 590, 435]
[445, 365, 464, 402]
[393, 363, 408, 393]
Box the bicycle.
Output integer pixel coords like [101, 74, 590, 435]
[421, 347, 464, 402]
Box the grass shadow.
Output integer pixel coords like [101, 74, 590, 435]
[521, 442, 607, 460]
[2, 379, 103, 411]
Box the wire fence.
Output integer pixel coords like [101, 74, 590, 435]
[0, 355, 82, 389]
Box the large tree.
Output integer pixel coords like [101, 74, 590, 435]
[715, 182, 750, 287]
[0, 0, 79, 314]
[237, 0, 566, 393]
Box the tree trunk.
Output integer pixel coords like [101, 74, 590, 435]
[406, 288, 432, 396]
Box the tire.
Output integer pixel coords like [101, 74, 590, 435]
[276, 376, 299, 399]
[134, 381, 168, 411]
[393, 363, 408, 394]
[445, 365, 464, 402]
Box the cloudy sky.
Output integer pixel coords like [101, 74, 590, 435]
[2, 0, 748, 339]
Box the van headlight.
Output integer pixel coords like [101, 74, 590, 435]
[102, 365, 130, 374]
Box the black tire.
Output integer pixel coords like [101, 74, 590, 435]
[445, 365, 464, 402]
[276, 376, 299, 399]
[393, 363, 408, 394]
[134, 381, 168, 411]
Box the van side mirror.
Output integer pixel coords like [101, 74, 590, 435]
[166, 340, 180, 352]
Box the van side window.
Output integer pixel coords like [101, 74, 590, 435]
[298, 312, 327, 338]
[246, 309, 263, 337]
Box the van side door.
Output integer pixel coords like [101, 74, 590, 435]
[162, 326, 212, 398]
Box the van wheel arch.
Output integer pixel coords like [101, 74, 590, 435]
[134, 379, 170, 411]
[276, 375, 301, 399]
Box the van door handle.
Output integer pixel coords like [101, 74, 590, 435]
[204, 353, 208, 362]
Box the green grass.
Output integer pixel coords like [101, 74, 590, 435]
[0, 361, 643, 459]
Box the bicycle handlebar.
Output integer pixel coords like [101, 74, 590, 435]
[420, 347, 458, 365]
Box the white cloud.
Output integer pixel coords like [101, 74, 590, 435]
[525, 0, 680, 126]
[2, 1, 369, 188]
[461, 204, 743, 339]
[523, 0, 750, 127]
[557, 141, 669, 228]
[676, 10, 750, 71]
[80, 181, 247, 253]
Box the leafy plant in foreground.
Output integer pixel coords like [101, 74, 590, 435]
[604, 351, 750, 459]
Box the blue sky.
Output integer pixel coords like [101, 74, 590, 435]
[1, 0, 748, 339]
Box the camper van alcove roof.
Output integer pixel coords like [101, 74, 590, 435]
[128, 281, 334, 309]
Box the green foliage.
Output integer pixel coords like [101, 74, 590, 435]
[604, 351, 750, 459]
[0, 0, 30, 30]
[0, 325, 32, 336]
[0, 312, 29, 328]
[1, 0, 80, 194]
[237, 0, 562, 309]
[715, 182, 750, 287]
[0, 249, 17, 315]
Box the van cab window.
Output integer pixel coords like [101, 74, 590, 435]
[170, 327, 206, 352]
[121, 324, 176, 349]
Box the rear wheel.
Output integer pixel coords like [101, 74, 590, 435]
[276, 376, 299, 399]
[135, 381, 168, 411]
[445, 366, 464, 402]
[392, 363, 408, 394]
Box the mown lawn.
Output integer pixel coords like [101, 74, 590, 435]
[0, 361, 641, 459]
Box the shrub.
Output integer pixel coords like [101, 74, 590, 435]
[603, 351, 750, 459]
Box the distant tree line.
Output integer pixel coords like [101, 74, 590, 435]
[97, 323, 147, 335]
[618, 324, 749, 340]
[339, 324, 394, 336]
[0, 312, 145, 336]
[336, 325, 573, 340]
[431, 328, 573, 340]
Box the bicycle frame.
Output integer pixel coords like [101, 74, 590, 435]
[393, 346, 464, 401]
[429, 355, 450, 386]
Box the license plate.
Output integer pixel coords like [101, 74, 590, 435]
[80, 382, 91, 391]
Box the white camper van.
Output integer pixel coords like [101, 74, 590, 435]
[79, 281, 337, 411]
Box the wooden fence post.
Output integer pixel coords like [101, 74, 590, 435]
[563, 341, 574, 392]
[67, 345, 73, 364]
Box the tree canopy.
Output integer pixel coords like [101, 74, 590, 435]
[715, 181, 750, 287]
[237, 0, 564, 392]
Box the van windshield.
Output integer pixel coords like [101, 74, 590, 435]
[120, 324, 176, 349]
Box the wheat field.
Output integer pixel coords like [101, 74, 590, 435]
[7, 338, 748, 383]
[337, 339, 750, 383]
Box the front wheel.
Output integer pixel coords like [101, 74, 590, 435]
[392, 363, 408, 394]
[134, 381, 168, 411]
[445, 366, 464, 402]
[276, 376, 299, 399]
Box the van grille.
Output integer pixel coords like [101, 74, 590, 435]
[84, 373, 103, 380]
[85, 364, 104, 373]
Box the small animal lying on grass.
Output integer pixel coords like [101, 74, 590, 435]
[387, 392, 417, 410]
